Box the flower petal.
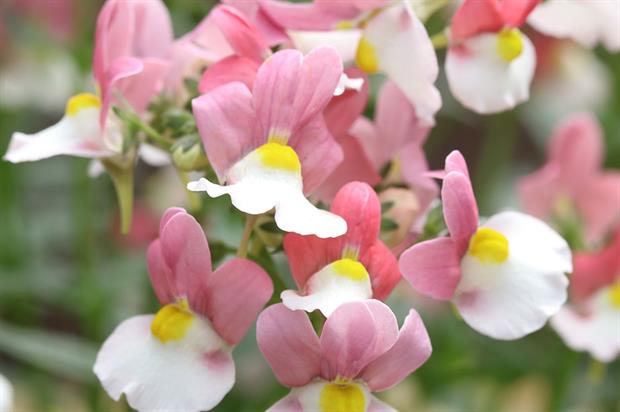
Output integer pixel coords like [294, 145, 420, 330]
[211, 5, 270, 62]
[94, 315, 234, 412]
[256, 304, 322, 387]
[450, 0, 504, 42]
[576, 172, 620, 242]
[206, 258, 273, 345]
[266, 391, 304, 412]
[324, 68, 369, 137]
[442, 170, 478, 256]
[198, 55, 260, 94]
[287, 29, 363, 64]
[361, 309, 432, 391]
[399, 237, 462, 300]
[362, 241, 402, 301]
[258, 0, 359, 30]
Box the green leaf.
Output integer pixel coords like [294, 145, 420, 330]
[380, 218, 399, 231]
[381, 201, 395, 213]
[259, 220, 281, 234]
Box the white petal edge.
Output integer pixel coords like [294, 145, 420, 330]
[287, 29, 363, 64]
[138, 143, 171, 167]
[445, 32, 536, 114]
[94, 314, 235, 412]
[454, 211, 571, 340]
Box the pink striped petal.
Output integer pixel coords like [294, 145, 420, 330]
[256, 304, 321, 387]
[192, 82, 260, 182]
[320, 300, 398, 380]
[361, 309, 431, 391]
[211, 5, 270, 62]
[324, 68, 368, 137]
[399, 237, 462, 300]
[206, 258, 273, 345]
[253, 47, 343, 138]
[442, 171, 478, 255]
[361, 241, 401, 301]
[198, 55, 260, 94]
[284, 233, 332, 289]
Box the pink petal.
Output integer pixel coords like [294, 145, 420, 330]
[284, 233, 333, 289]
[206, 258, 273, 345]
[99, 56, 144, 125]
[159, 207, 187, 233]
[179, 10, 234, 62]
[198, 55, 260, 94]
[252, 47, 343, 138]
[517, 164, 561, 220]
[361, 309, 432, 391]
[192, 82, 260, 182]
[211, 5, 270, 62]
[500, 0, 540, 27]
[576, 172, 620, 243]
[146, 239, 175, 306]
[399, 237, 462, 300]
[224, 0, 289, 46]
[361, 241, 401, 301]
[444, 150, 471, 178]
[258, 0, 346, 30]
[450, 0, 505, 41]
[442, 171, 478, 256]
[115, 57, 170, 114]
[267, 392, 304, 412]
[324, 68, 369, 137]
[320, 300, 398, 380]
[256, 304, 322, 387]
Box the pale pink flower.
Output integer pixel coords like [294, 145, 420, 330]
[94, 208, 273, 412]
[519, 113, 620, 243]
[400, 151, 571, 340]
[257, 300, 431, 412]
[187, 47, 347, 238]
[446, 0, 539, 114]
[282, 182, 402, 316]
[223, 0, 289, 45]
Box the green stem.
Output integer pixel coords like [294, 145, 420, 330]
[237, 214, 258, 258]
[103, 160, 134, 235]
[178, 171, 202, 212]
[431, 31, 449, 49]
[549, 350, 580, 412]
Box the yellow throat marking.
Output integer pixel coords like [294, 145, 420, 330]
[331, 258, 370, 282]
[151, 299, 195, 343]
[356, 37, 379, 74]
[468, 227, 509, 264]
[65, 93, 101, 116]
[607, 281, 620, 308]
[320, 380, 366, 412]
[496, 28, 523, 62]
[256, 141, 301, 172]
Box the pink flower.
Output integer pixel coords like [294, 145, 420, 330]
[94, 208, 273, 412]
[446, 0, 539, 113]
[187, 47, 347, 238]
[223, 0, 289, 46]
[400, 151, 571, 339]
[519, 113, 620, 243]
[282, 182, 402, 316]
[5, 0, 172, 163]
[257, 300, 431, 412]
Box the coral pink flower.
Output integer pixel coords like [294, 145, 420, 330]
[187, 47, 347, 238]
[400, 151, 572, 340]
[257, 300, 431, 412]
[528, 0, 620, 52]
[519, 113, 620, 243]
[258, 0, 441, 126]
[4, 0, 172, 163]
[446, 0, 539, 114]
[94, 208, 273, 412]
[282, 182, 402, 316]
[551, 228, 620, 362]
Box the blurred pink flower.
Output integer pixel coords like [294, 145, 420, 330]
[257, 300, 431, 412]
[94, 208, 273, 412]
[282, 182, 402, 316]
[400, 151, 571, 340]
[518, 113, 620, 243]
[446, 0, 539, 114]
[223, 0, 289, 45]
[187, 47, 347, 238]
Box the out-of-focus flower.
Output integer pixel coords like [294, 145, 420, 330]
[112, 201, 160, 250]
[223, 0, 289, 45]
[528, 0, 620, 52]
[258, 0, 441, 126]
[446, 0, 539, 114]
[379, 188, 420, 249]
[0, 373, 13, 412]
[94, 208, 273, 412]
[257, 300, 431, 412]
[551, 229, 620, 362]
[8, 0, 76, 43]
[518, 113, 620, 244]
[187, 47, 347, 238]
[4, 0, 172, 163]
[282, 182, 401, 316]
[400, 151, 572, 340]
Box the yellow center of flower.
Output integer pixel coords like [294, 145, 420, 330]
[496, 28, 524, 62]
[335, 20, 355, 29]
[331, 258, 370, 282]
[355, 37, 379, 74]
[65, 93, 101, 116]
[320, 380, 365, 412]
[468, 227, 509, 264]
[256, 142, 301, 172]
[150, 299, 195, 343]
[607, 282, 620, 308]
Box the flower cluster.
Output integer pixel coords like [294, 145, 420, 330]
[4, 0, 618, 411]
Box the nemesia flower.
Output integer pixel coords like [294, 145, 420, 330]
[259, 0, 442, 126]
[187, 47, 347, 238]
[282, 182, 401, 316]
[399, 151, 572, 340]
[4, 0, 172, 163]
[257, 300, 432, 412]
[528, 0, 620, 52]
[551, 229, 620, 362]
[223, 0, 289, 45]
[445, 0, 539, 113]
[518, 113, 620, 243]
[94, 208, 273, 412]
[379, 188, 421, 250]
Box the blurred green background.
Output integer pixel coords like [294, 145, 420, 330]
[1, 1, 619, 411]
